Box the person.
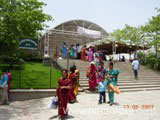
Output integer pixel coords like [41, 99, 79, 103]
[132, 58, 139, 79]
[73, 45, 77, 59]
[55, 69, 71, 120]
[69, 45, 74, 59]
[98, 50, 103, 62]
[98, 77, 107, 104]
[6, 69, 11, 100]
[0, 69, 9, 105]
[102, 50, 107, 61]
[121, 55, 126, 62]
[86, 62, 97, 91]
[77, 44, 81, 59]
[73, 65, 80, 96]
[61, 42, 67, 58]
[106, 62, 120, 106]
[68, 65, 77, 103]
[94, 51, 99, 69]
[81, 45, 86, 61]
[97, 61, 107, 84]
[88, 46, 94, 62]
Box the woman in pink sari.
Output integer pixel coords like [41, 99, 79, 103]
[86, 62, 97, 91]
[56, 69, 72, 120]
[88, 47, 94, 62]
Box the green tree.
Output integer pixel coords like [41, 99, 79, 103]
[0, 0, 52, 62]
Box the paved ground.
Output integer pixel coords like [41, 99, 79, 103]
[0, 91, 160, 120]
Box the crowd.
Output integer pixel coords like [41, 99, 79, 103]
[0, 69, 11, 105]
[61, 43, 108, 62]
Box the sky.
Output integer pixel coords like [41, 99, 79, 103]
[40, 0, 160, 33]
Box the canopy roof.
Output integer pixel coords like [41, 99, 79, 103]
[85, 36, 148, 54]
[53, 19, 108, 36]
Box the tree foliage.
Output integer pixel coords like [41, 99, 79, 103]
[0, 0, 52, 62]
[112, 7, 160, 51]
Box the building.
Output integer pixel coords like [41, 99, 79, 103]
[38, 19, 108, 58]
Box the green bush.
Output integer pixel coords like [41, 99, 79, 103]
[137, 52, 160, 71]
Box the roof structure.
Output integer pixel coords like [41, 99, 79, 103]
[53, 19, 108, 36]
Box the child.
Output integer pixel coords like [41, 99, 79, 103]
[98, 77, 107, 104]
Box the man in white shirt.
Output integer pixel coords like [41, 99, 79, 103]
[132, 58, 139, 79]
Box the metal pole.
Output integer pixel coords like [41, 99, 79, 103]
[67, 48, 70, 70]
[50, 58, 52, 89]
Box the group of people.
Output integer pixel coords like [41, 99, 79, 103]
[0, 69, 11, 105]
[55, 65, 80, 120]
[61, 43, 107, 62]
[86, 61, 120, 106]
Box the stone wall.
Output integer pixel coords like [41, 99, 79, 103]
[39, 33, 101, 58]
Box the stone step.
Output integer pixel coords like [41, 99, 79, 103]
[81, 84, 160, 90]
[79, 79, 160, 81]
[79, 80, 160, 84]
[79, 82, 160, 87]
[84, 87, 160, 93]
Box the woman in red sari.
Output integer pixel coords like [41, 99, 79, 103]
[68, 65, 77, 103]
[56, 69, 71, 120]
[86, 62, 98, 91]
[81, 45, 86, 61]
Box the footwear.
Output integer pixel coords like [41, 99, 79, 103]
[98, 102, 102, 104]
[107, 101, 110, 104]
[110, 102, 113, 106]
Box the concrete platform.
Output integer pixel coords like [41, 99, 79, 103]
[0, 91, 160, 120]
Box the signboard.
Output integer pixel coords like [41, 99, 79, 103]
[19, 38, 37, 50]
[157, 44, 160, 58]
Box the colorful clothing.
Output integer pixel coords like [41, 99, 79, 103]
[81, 48, 86, 61]
[107, 68, 119, 86]
[57, 78, 71, 116]
[7, 72, 11, 99]
[107, 68, 119, 104]
[97, 66, 107, 84]
[98, 81, 107, 92]
[61, 45, 67, 58]
[86, 65, 97, 91]
[68, 72, 77, 102]
[74, 69, 80, 95]
[70, 47, 74, 58]
[88, 48, 94, 62]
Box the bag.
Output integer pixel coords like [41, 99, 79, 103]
[48, 96, 58, 109]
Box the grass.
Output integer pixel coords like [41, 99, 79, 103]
[0, 62, 62, 89]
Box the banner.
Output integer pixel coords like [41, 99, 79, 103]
[77, 26, 101, 39]
[19, 38, 37, 50]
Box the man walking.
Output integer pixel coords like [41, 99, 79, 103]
[132, 58, 139, 79]
[0, 69, 9, 105]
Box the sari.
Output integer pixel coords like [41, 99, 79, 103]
[81, 48, 86, 61]
[70, 48, 74, 58]
[74, 69, 80, 95]
[57, 77, 71, 116]
[88, 48, 94, 62]
[86, 65, 97, 91]
[68, 72, 77, 102]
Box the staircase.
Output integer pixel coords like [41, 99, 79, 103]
[57, 59, 160, 92]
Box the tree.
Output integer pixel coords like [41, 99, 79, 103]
[142, 8, 160, 56]
[0, 0, 52, 62]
